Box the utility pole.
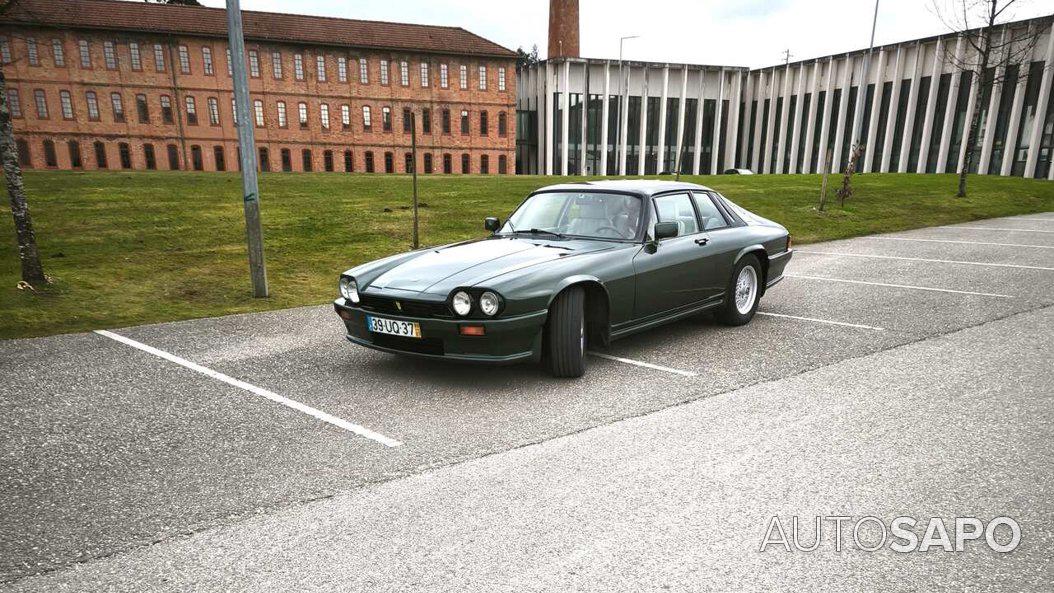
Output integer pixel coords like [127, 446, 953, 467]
[782, 49, 793, 66]
[410, 112, 419, 249]
[226, 0, 268, 297]
[851, 0, 881, 151]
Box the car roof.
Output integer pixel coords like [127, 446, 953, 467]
[531, 179, 715, 196]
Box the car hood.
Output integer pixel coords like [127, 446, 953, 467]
[367, 236, 618, 295]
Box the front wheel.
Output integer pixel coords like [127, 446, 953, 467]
[717, 255, 761, 326]
[546, 286, 586, 378]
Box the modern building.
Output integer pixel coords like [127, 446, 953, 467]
[517, 1, 1054, 179]
[1, 0, 518, 174]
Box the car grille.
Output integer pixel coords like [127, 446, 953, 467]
[359, 295, 450, 319]
[372, 334, 445, 356]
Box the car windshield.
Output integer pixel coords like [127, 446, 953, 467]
[501, 192, 642, 240]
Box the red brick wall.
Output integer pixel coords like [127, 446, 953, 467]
[2, 26, 517, 174]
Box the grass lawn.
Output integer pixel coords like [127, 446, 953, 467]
[1, 170, 1051, 340]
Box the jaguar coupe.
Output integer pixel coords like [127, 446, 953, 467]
[335, 180, 792, 377]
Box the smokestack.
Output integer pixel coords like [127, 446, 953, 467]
[548, 0, 580, 59]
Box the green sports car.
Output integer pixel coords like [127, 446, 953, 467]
[335, 180, 792, 377]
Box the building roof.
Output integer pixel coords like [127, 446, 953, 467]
[3, 0, 517, 59]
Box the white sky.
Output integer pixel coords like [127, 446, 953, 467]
[198, 0, 1051, 68]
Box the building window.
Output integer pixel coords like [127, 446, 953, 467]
[85, 91, 99, 121]
[59, 90, 74, 119]
[94, 141, 107, 169]
[119, 142, 133, 169]
[50, 39, 64, 67]
[341, 104, 351, 129]
[362, 105, 372, 130]
[254, 99, 265, 127]
[136, 94, 149, 123]
[202, 46, 214, 75]
[186, 96, 199, 125]
[364, 150, 374, 173]
[15, 138, 30, 167]
[33, 89, 48, 119]
[400, 61, 409, 86]
[248, 50, 260, 77]
[259, 147, 270, 172]
[420, 62, 429, 87]
[404, 152, 413, 173]
[498, 154, 507, 174]
[160, 95, 173, 124]
[277, 101, 287, 128]
[78, 39, 91, 68]
[190, 145, 203, 170]
[461, 152, 470, 173]
[129, 42, 141, 70]
[337, 56, 347, 82]
[153, 44, 165, 72]
[459, 64, 468, 90]
[424, 153, 433, 174]
[480, 111, 488, 136]
[302, 149, 313, 172]
[6, 89, 20, 118]
[403, 107, 413, 133]
[375, 59, 388, 85]
[0, 37, 10, 64]
[111, 92, 124, 122]
[359, 57, 369, 84]
[384, 151, 393, 173]
[68, 141, 82, 168]
[214, 146, 226, 171]
[178, 45, 190, 74]
[43, 140, 58, 167]
[324, 149, 334, 172]
[440, 63, 449, 88]
[478, 65, 487, 90]
[298, 102, 308, 129]
[460, 109, 469, 135]
[27, 38, 39, 66]
[382, 106, 392, 132]
[320, 103, 330, 129]
[442, 108, 451, 134]
[422, 108, 431, 134]
[103, 40, 117, 69]
[480, 154, 489, 174]
[226, 48, 233, 75]
[344, 150, 353, 172]
[443, 153, 452, 174]
[498, 111, 508, 137]
[167, 144, 179, 170]
[294, 53, 305, 80]
[143, 143, 156, 170]
[316, 54, 326, 82]
[498, 67, 506, 91]
[231, 98, 238, 124]
[280, 148, 292, 172]
[207, 97, 219, 125]
[271, 51, 282, 78]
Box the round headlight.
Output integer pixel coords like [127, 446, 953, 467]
[479, 291, 501, 316]
[339, 277, 360, 304]
[452, 290, 472, 316]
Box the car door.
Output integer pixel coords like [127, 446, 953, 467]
[690, 191, 741, 301]
[631, 192, 710, 320]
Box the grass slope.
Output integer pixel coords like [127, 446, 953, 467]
[1, 171, 1051, 339]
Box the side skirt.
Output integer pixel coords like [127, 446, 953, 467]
[609, 295, 725, 342]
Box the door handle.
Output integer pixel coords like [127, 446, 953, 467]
[695, 237, 710, 246]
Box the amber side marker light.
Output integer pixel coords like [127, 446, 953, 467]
[459, 325, 486, 336]
[787, 234, 793, 250]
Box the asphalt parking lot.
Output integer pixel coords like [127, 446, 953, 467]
[1, 213, 1052, 590]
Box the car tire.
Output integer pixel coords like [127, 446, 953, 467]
[718, 254, 762, 326]
[547, 286, 587, 378]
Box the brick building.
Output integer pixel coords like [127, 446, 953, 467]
[1, 0, 518, 174]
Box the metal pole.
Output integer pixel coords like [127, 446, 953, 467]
[617, 35, 638, 175]
[852, 0, 880, 149]
[226, 0, 267, 297]
[411, 112, 419, 249]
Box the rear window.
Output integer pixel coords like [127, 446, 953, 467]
[719, 195, 762, 224]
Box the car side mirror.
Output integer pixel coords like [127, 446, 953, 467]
[484, 217, 501, 232]
[654, 221, 679, 240]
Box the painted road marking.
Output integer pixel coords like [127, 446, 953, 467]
[786, 274, 1014, 298]
[862, 236, 1054, 250]
[795, 250, 1054, 271]
[588, 352, 698, 378]
[1008, 217, 1054, 222]
[757, 311, 885, 331]
[947, 226, 1054, 234]
[95, 330, 402, 448]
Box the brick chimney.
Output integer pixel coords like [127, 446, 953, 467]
[548, 0, 580, 59]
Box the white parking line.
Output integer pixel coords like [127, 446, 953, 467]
[757, 311, 885, 331]
[862, 236, 1054, 250]
[1009, 217, 1054, 222]
[786, 274, 1014, 298]
[948, 226, 1054, 234]
[95, 330, 403, 448]
[795, 250, 1054, 271]
[588, 351, 698, 378]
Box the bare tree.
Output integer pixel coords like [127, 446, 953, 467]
[0, 0, 47, 285]
[933, 0, 1042, 197]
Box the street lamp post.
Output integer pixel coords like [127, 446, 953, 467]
[617, 35, 639, 174]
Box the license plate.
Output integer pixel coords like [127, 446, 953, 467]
[365, 315, 421, 338]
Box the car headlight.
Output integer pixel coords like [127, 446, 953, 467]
[479, 291, 501, 316]
[339, 277, 360, 304]
[452, 290, 472, 316]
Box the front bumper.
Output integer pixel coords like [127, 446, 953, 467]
[334, 299, 547, 364]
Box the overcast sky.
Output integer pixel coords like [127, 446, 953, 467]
[198, 0, 1050, 68]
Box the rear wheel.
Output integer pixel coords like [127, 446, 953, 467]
[546, 286, 586, 378]
[717, 255, 761, 326]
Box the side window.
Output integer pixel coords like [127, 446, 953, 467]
[652, 193, 698, 237]
[692, 192, 730, 230]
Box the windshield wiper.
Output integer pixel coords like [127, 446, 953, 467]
[513, 228, 567, 240]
